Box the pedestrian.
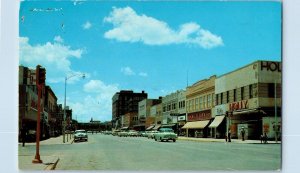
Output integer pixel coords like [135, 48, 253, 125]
[260, 134, 264, 144]
[20, 124, 27, 147]
[241, 127, 245, 141]
[263, 132, 268, 144]
[228, 129, 231, 142]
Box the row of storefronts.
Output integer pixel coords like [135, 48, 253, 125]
[113, 60, 282, 140]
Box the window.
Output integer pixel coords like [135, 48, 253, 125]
[268, 83, 275, 97]
[212, 93, 214, 106]
[249, 84, 253, 98]
[233, 89, 237, 102]
[207, 94, 211, 108]
[220, 93, 223, 104]
[203, 96, 206, 108]
[199, 97, 203, 109]
[192, 99, 195, 111]
[195, 98, 199, 110]
[226, 91, 229, 103]
[216, 94, 219, 105]
[241, 87, 244, 100]
[183, 101, 185, 108]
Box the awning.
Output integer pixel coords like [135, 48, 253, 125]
[208, 116, 225, 128]
[181, 120, 210, 129]
[146, 125, 155, 131]
[152, 124, 161, 130]
[232, 109, 259, 115]
[161, 124, 176, 128]
[120, 127, 128, 130]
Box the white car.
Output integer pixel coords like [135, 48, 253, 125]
[153, 128, 177, 142]
[74, 129, 88, 142]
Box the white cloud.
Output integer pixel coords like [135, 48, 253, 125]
[19, 37, 85, 83]
[82, 21, 92, 30]
[104, 7, 223, 49]
[139, 72, 148, 77]
[67, 80, 120, 121]
[121, 66, 135, 76]
[54, 35, 64, 43]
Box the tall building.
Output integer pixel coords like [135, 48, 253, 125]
[213, 60, 282, 140]
[112, 90, 147, 129]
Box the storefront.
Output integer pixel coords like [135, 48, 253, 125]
[182, 110, 212, 138]
[208, 115, 226, 138]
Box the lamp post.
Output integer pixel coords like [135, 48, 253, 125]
[63, 73, 85, 143]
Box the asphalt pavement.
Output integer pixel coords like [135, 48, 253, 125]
[18, 134, 280, 170]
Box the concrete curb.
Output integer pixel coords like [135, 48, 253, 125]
[44, 158, 60, 170]
[177, 137, 281, 144]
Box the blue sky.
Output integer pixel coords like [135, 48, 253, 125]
[19, 0, 281, 122]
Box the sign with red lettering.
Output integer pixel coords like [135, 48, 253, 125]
[229, 100, 248, 112]
[187, 110, 211, 121]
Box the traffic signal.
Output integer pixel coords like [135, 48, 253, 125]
[36, 65, 46, 85]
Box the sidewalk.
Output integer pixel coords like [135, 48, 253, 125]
[178, 136, 281, 144]
[18, 135, 73, 170]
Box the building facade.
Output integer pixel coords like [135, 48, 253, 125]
[182, 76, 216, 138]
[161, 90, 186, 133]
[112, 90, 148, 129]
[138, 98, 162, 128]
[213, 60, 282, 140]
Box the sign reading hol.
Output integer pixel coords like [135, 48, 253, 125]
[229, 100, 248, 112]
[261, 61, 281, 72]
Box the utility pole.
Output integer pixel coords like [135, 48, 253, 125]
[32, 65, 45, 164]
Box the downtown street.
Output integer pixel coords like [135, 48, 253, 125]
[19, 133, 281, 171]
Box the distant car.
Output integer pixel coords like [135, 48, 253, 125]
[74, 129, 88, 142]
[118, 130, 128, 137]
[112, 130, 121, 136]
[128, 130, 139, 137]
[147, 131, 158, 139]
[153, 128, 177, 142]
[138, 131, 145, 137]
[103, 130, 112, 135]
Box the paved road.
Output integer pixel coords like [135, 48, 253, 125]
[19, 134, 281, 171]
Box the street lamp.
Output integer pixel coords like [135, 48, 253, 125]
[63, 73, 85, 143]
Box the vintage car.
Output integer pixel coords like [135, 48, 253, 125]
[112, 130, 121, 136]
[147, 130, 158, 139]
[127, 130, 139, 137]
[153, 128, 177, 142]
[74, 129, 88, 142]
[118, 130, 129, 137]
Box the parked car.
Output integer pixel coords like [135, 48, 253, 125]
[147, 130, 158, 139]
[74, 129, 88, 142]
[103, 130, 112, 135]
[118, 130, 129, 137]
[153, 128, 177, 142]
[128, 130, 139, 137]
[112, 130, 121, 136]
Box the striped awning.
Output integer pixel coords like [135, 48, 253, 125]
[152, 124, 161, 130]
[209, 116, 225, 128]
[146, 125, 155, 131]
[181, 120, 210, 129]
